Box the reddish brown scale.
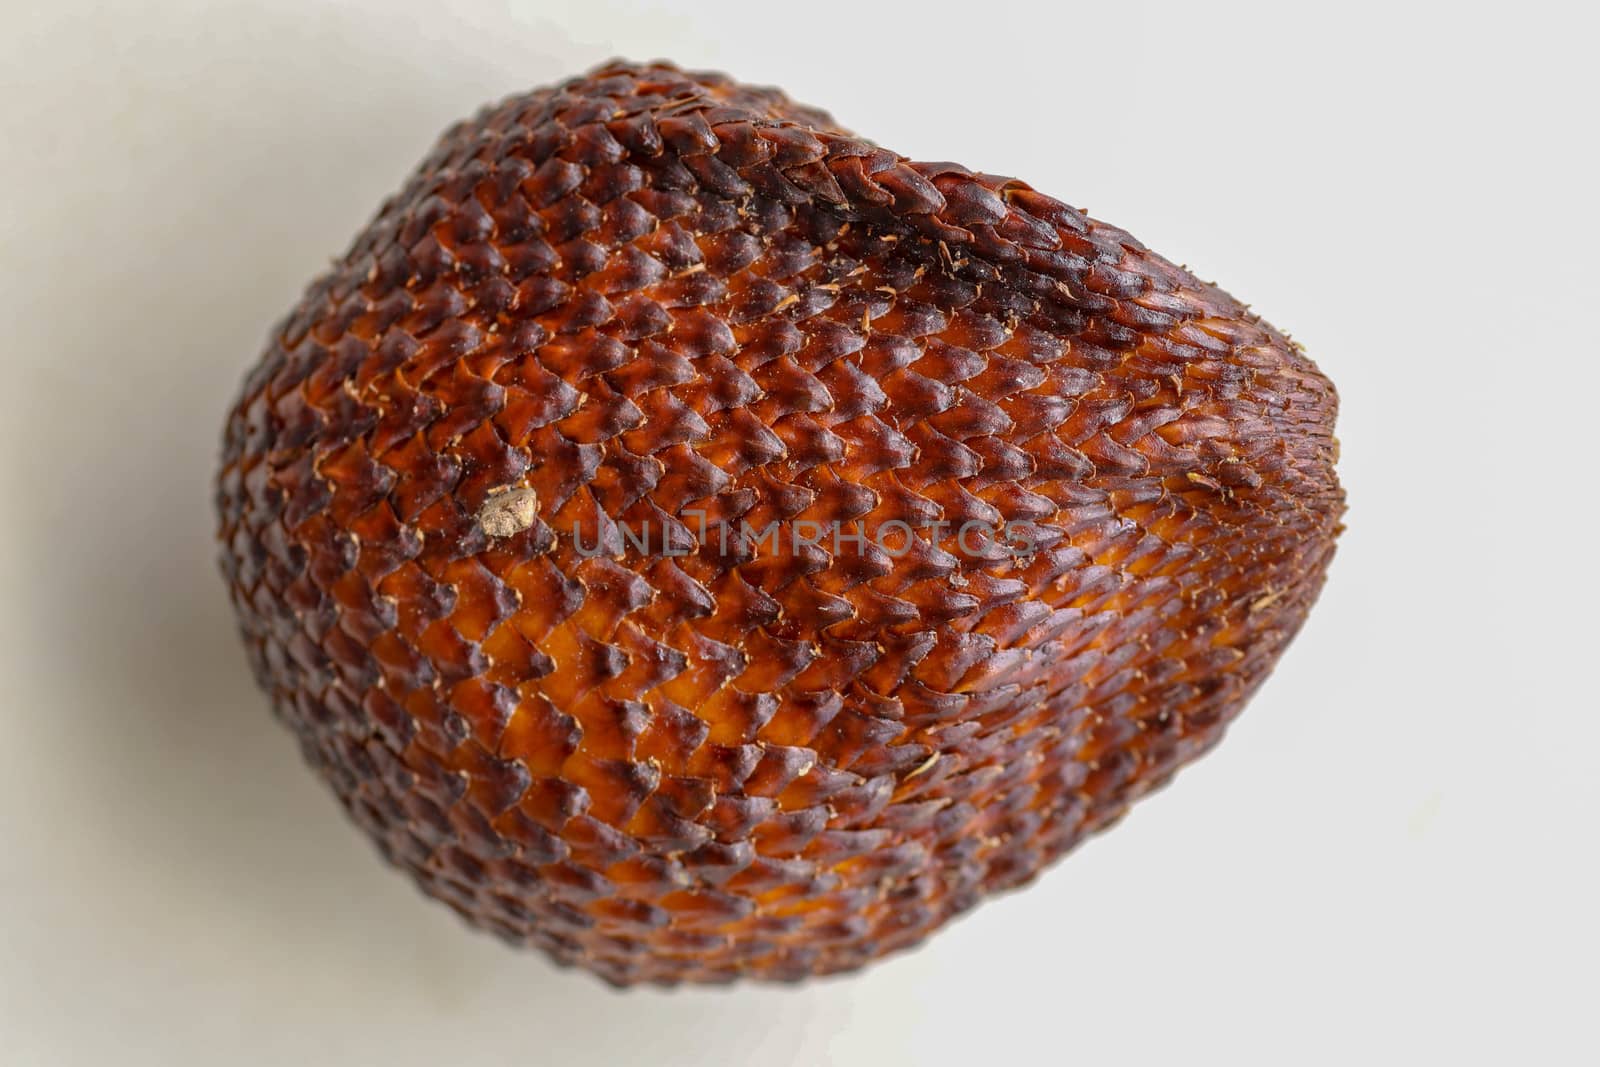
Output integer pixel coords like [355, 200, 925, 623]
[216, 60, 1344, 985]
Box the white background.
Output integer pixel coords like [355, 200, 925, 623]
[2, 1, 1595, 1064]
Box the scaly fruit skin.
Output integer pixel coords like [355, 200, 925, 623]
[216, 60, 1343, 985]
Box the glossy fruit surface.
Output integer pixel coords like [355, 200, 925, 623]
[216, 60, 1343, 985]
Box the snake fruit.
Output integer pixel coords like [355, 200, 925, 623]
[216, 60, 1344, 985]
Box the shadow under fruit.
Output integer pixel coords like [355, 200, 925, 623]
[215, 60, 1344, 985]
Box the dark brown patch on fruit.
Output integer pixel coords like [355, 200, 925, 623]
[216, 60, 1343, 986]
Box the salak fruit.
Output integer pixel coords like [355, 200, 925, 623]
[216, 60, 1344, 985]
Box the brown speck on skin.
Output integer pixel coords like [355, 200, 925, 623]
[477, 487, 540, 538]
